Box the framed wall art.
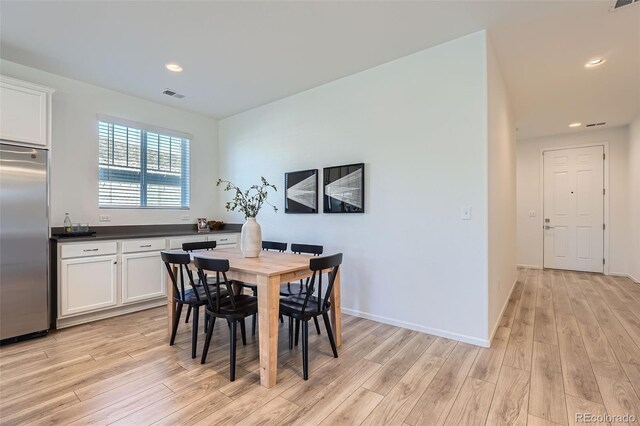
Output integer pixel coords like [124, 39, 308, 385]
[323, 163, 364, 213]
[285, 169, 318, 213]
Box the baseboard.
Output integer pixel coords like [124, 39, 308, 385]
[488, 277, 519, 344]
[608, 271, 640, 284]
[341, 308, 490, 348]
[517, 264, 541, 269]
[56, 299, 166, 329]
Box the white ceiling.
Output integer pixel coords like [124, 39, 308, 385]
[1, 1, 638, 139]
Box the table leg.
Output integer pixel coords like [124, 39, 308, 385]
[330, 268, 342, 347]
[257, 274, 280, 388]
[167, 265, 177, 340]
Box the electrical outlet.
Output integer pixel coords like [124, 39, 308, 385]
[99, 215, 110, 222]
[529, 210, 536, 217]
[461, 206, 472, 220]
[181, 215, 190, 221]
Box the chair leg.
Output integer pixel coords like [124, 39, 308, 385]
[201, 316, 215, 364]
[185, 305, 192, 323]
[191, 305, 199, 359]
[302, 320, 309, 380]
[288, 316, 294, 350]
[252, 313, 257, 336]
[240, 318, 247, 345]
[170, 303, 183, 345]
[313, 316, 321, 335]
[295, 319, 300, 347]
[230, 320, 237, 381]
[280, 313, 284, 323]
[322, 313, 338, 358]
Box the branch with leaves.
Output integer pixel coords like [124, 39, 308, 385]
[216, 177, 278, 219]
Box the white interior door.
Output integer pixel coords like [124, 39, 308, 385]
[543, 145, 604, 273]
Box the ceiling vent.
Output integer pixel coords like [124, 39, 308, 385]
[610, 0, 639, 11]
[586, 122, 606, 127]
[162, 89, 185, 99]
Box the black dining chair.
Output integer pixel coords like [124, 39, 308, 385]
[162, 251, 224, 359]
[182, 240, 217, 324]
[237, 241, 288, 335]
[285, 243, 324, 337]
[280, 253, 342, 380]
[196, 256, 258, 381]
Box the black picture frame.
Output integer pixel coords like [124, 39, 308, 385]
[285, 169, 318, 214]
[323, 163, 365, 213]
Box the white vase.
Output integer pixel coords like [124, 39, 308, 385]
[240, 217, 262, 257]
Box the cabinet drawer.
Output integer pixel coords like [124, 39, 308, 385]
[122, 238, 166, 253]
[60, 241, 117, 259]
[169, 235, 206, 250]
[209, 233, 238, 246]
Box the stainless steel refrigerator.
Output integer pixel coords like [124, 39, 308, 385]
[0, 142, 49, 341]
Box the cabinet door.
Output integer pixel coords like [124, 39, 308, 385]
[0, 79, 51, 146]
[121, 251, 166, 304]
[60, 255, 118, 317]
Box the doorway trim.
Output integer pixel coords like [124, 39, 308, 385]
[539, 141, 610, 275]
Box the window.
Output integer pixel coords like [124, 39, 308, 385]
[98, 117, 190, 208]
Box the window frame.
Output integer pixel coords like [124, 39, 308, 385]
[97, 115, 191, 210]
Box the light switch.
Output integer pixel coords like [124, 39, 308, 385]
[529, 210, 536, 217]
[462, 207, 472, 220]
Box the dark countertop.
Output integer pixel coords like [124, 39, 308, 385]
[51, 224, 242, 242]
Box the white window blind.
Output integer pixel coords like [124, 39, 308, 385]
[98, 119, 190, 209]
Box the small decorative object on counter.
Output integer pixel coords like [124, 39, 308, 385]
[64, 213, 72, 232]
[208, 220, 224, 230]
[197, 218, 209, 233]
[217, 177, 278, 258]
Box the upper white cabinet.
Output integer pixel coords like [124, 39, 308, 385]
[0, 75, 54, 148]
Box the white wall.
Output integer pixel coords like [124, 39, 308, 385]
[629, 116, 640, 283]
[517, 126, 629, 274]
[487, 40, 517, 338]
[0, 59, 218, 227]
[218, 31, 495, 345]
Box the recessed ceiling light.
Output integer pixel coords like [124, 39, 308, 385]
[569, 122, 582, 128]
[585, 58, 605, 68]
[165, 63, 183, 73]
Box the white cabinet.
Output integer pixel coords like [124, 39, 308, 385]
[0, 76, 54, 147]
[60, 255, 118, 316]
[121, 251, 166, 304]
[57, 232, 239, 328]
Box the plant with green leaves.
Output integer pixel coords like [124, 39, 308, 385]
[216, 177, 278, 218]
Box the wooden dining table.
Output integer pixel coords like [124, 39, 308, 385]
[165, 247, 342, 388]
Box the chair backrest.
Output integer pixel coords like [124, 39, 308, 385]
[193, 256, 240, 314]
[291, 243, 323, 256]
[161, 251, 198, 302]
[182, 240, 217, 252]
[300, 253, 343, 314]
[262, 241, 287, 252]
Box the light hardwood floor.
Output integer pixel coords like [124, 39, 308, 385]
[1, 269, 639, 425]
